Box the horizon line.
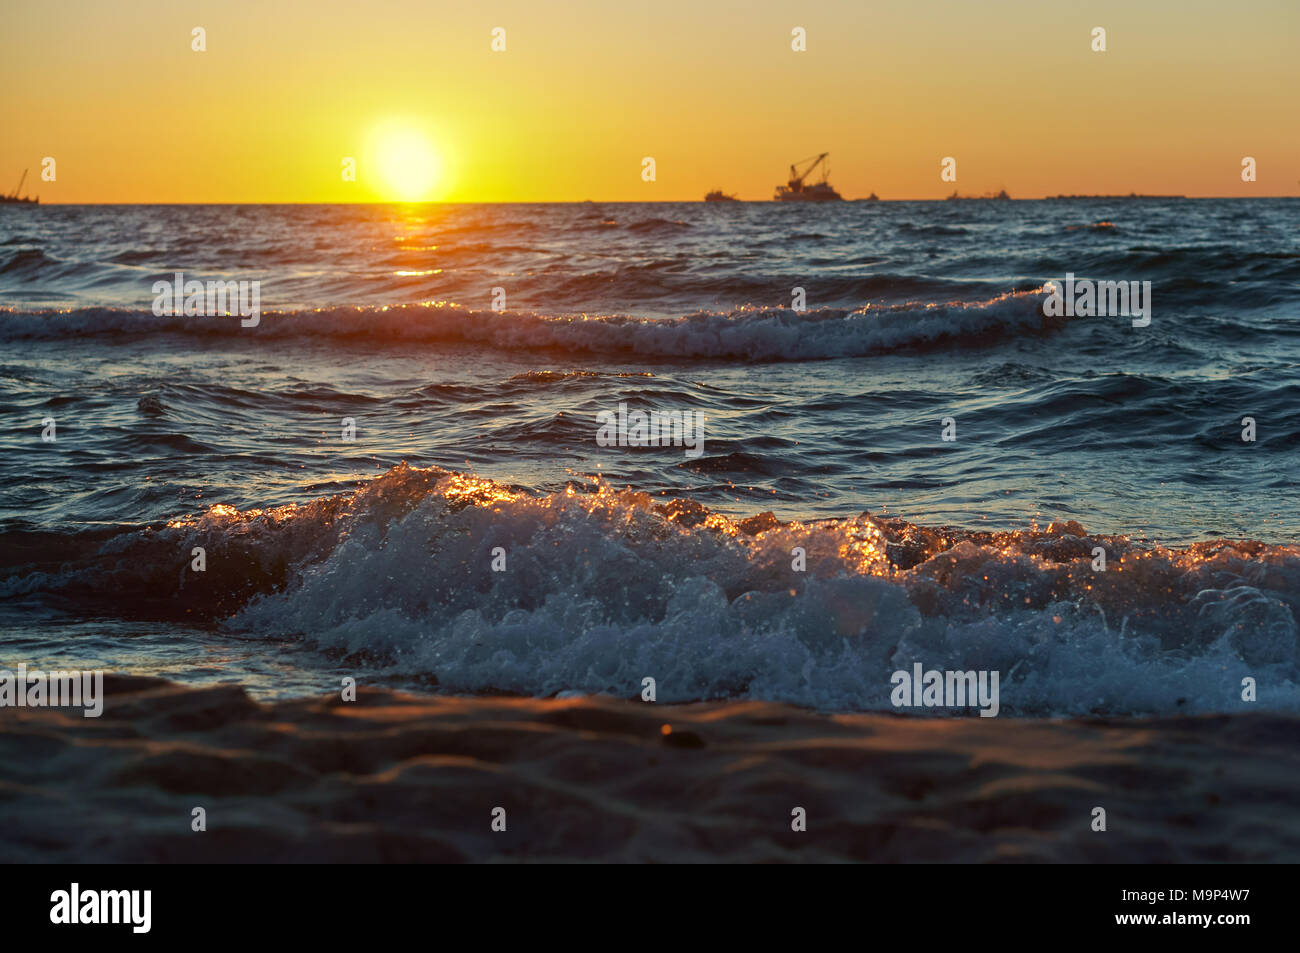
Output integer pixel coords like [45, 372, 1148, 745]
[13, 195, 1300, 206]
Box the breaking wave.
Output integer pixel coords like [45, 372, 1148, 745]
[5, 465, 1297, 715]
[0, 291, 1057, 361]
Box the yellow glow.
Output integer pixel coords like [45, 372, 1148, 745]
[370, 123, 443, 201]
[3, 1, 1298, 201]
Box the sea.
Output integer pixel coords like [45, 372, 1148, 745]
[1, 199, 1297, 714]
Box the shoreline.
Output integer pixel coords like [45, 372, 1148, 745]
[2, 675, 1296, 863]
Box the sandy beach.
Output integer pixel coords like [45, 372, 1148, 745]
[2, 675, 1295, 863]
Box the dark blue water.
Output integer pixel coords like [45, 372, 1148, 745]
[1, 201, 1297, 713]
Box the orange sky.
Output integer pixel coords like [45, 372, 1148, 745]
[3, 0, 1297, 202]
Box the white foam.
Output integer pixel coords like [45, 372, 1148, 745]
[0, 291, 1051, 360]
[225, 467, 1300, 715]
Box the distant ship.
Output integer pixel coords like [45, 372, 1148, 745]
[1, 169, 38, 205]
[704, 190, 739, 202]
[1048, 192, 1185, 200]
[945, 189, 1010, 201]
[774, 153, 843, 201]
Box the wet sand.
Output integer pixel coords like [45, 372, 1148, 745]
[1, 676, 1296, 863]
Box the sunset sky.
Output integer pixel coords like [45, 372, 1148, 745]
[3, 0, 1297, 202]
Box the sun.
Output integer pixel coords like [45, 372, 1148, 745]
[372, 124, 442, 202]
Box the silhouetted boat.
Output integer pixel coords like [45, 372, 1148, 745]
[774, 153, 842, 201]
[1049, 193, 1184, 199]
[945, 189, 1010, 201]
[704, 190, 739, 202]
[1, 169, 38, 205]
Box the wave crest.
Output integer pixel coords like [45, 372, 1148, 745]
[0, 291, 1057, 360]
[6, 464, 1296, 714]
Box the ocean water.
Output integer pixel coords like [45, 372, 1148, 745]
[1, 200, 1297, 714]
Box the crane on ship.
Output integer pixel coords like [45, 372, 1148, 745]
[2, 168, 38, 205]
[787, 153, 830, 190]
[773, 152, 842, 201]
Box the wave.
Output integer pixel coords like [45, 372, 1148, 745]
[0, 247, 65, 278]
[0, 290, 1060, 361]
[4, 464, 1297, 715]
[1031, 246, 1300, 285]
[624, 217, 691, 233]
[898, 223, 970, 237]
